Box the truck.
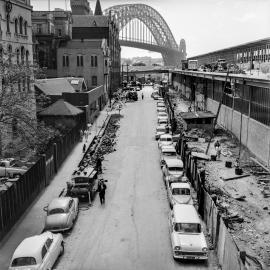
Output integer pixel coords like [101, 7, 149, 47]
[0, 158, 27, 178]
[188, 60, 198, 71]
[66, 167, 98, 202]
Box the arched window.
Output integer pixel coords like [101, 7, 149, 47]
[7, 14, 10, 33]
[26, 50, 29, 65]
[19, 17, 23, 34]
[15, 18, 18, 34]
[24, 21, 27, 35]
[8, 45, 12, 63]
[16, 49, 20, 64]
[21, 47, 25, 64]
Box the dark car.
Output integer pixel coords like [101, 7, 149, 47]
[126, 91, 138, 101]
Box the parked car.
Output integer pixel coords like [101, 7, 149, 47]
[66, 167, 98, 201]
[158, 134, 173, 148]
[9, 232, 64, 270]
[158, 118, 169, 126]
[163, 159, 184, 186]
[157, 111, 167, 118]
[0, 159, 27, 178]
[157, 102, 165, 108]
[157, 107, 167, 113]
[160, 145, 179, 167]
[44, 197, 79, 232]
[168, 182, 193, 208]
[169, 204, 208, 260]
[155, 125, 167, 140]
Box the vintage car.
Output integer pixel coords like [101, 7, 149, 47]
[168, 182, 193, 208]
[157, 102, 165, 108]
[169, 204, 208, 260]
[158, 134, 173, 148]
[44, 197, 79, 232]
[157, 107, 167, 113]
[160, 145, 179, 167]
[157, 111, 168, 118]
[163, 159, 184, 186]
[9, 232, 64, 270]
[157, 116, 169, 125]
[155, 125, 167, 140]
[0, 159, 27, 178]
[66, 167, 98, 201]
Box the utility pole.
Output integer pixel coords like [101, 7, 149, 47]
[121, 64, 124, 84]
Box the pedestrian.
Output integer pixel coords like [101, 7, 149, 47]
[79, 129, 83, 142]
[84, 129, 88, 142]
[214, 140, 221, 159]
[97, 179, 107, 204]
[96, 156, 102, 173]
[142, 93, 144, 100]
[83, 143, 86, 153]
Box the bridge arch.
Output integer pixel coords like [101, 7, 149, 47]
[104, 4, 184, 66]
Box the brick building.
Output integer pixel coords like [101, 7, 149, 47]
[0, 0, 36, 156]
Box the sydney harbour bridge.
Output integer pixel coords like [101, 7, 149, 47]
[104, 4, 187, 66]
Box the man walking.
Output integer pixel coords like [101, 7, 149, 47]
[142, 92, 144, 100]
[97, 179, 107, 204]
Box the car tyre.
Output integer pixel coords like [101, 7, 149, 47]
[59, 242, 64, 256]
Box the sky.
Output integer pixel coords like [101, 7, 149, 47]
[31, 0, 270, 59]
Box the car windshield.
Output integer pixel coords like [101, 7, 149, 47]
[172, 188, 190, 195]
[48, 208, 66, 215]
[12, 257, 37, 266]
[174, 223, 201, 233]
[73, 177, 90, 184]
[169, 166, 183, 172]
[163, 151, 176, 156]
[157, 127, 166, 132]
[160, 137, 171, 142]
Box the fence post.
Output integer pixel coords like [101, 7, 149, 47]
[53, 143, 58, 173]
[41, 154, 48, 186]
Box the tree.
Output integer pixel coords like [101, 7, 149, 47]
[0, 48, 58, 157]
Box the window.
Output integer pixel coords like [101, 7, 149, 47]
[22, 78, 26, 91]
[24, 21, 27, 35]
[92, 76, 97, 86]
[15, 19, 18, 34]
[26, 50, 29, 65]
[16, 49, 20, 64]
[63, 55, 69, 67]
[27, 77, 30, 92]
[19, 17, 23, 34]
[8, 45, 12, 63]
[21, 47, 25, 64]
[7, 15, 10, 33]
[174, 223, 201, 233]
[41, 245, 47, 259]
[12, 118, 18, 138]
[91, 55, 98, 67]
[68, 199, 74, 209]
[0, 47, 3, 63]
[58, 29, 62, 36]
[48, 208, 65, 215]
[18, 78, 21, 91]
[172, 188, 190, 195]
[37, 24, 42, 34]
[45, 238, 53, 249]
[11, 257, 36, 266]
[77, 55, 83, 66]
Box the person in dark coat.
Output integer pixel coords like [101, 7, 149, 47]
[142, 93, 144, 100]
[96, 156, 102, 173]
[83, 143, 86, 153]
[97, 180, 107, 204]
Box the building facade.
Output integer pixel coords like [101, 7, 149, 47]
[32, 9, 72, 78]
[57, 39, 109, 91]
[0, 0, 36, 156]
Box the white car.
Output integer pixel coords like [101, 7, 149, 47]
[157, 111, 167, 118]
[163, 159, 184, 186]
[157, 107, 167, 113]
[155, 125, 167, 140]
[0, 159, 27, 178]
[168, 182, 194, 208]
[158, 134, 173, 148]
[157, 102, 165, 108]
[160, 145, 179, 167]
[44, 197, 79, 232]
[169, 204, 208, 260]
[9, 232, 64, 270]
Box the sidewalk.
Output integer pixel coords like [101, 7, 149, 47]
[0, 103, 113, 269]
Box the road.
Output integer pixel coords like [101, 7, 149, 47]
[56, 86, 217, 270]
[0, 86, 218, 270]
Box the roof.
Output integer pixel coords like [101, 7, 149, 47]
[39, 99, 83, 116]
[47, 197, 71, 212]
[12, 232, 52, 261]
[72, 15, 108, 28]
[173, 204, 200, 224]
[66, 77, 86, 92]
[35, 78, 75, 96]
[166, 159, 183, 167]
[171, 182, 191, 189]
[180, 111, 215, 120]
[94, 0, 103, 15]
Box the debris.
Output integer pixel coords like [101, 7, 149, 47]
[250, 157, 270, 173]
[191, 152, 210, 161]
[263, 206, 268, 210]
[233, 195, 246, 201]
[221, 174, 250, 181]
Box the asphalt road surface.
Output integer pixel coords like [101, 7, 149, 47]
[56, 86, 218, 270]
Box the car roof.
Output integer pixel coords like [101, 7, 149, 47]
[171, 182, 191, 189]
[12, 232, 53, 261]
[173, 204, 200, 224]
[48, 197, 71, 212]
[160, 134, 172, 138]
[166, 159, 183, 167]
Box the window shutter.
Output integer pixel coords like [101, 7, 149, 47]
[66, 56, 69, 67]
[77, 55, 80, 66]
[63, 55, 65, 67]
[81, 55, 83, 66]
